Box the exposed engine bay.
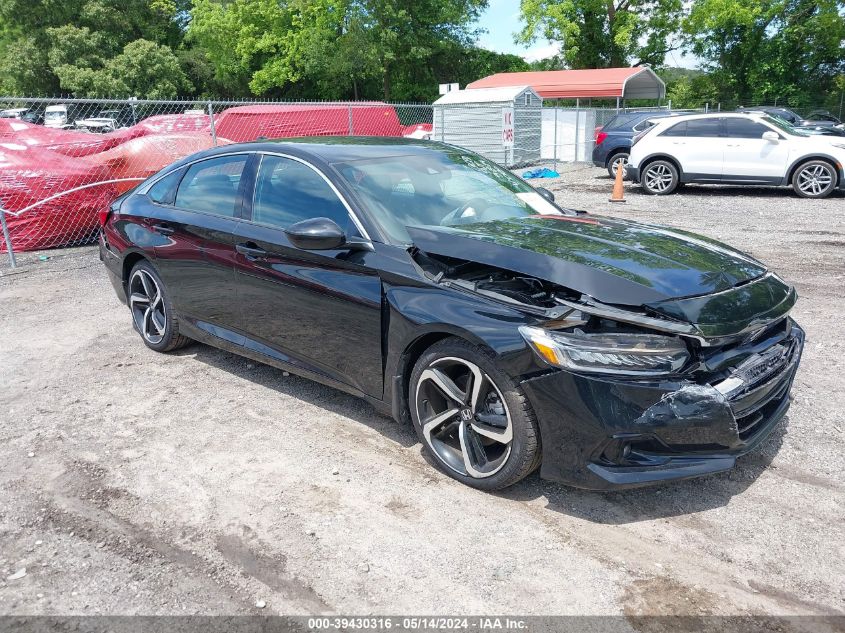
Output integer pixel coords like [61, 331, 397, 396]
[410, 244, 796, 349]
[411, 249, 697, 337]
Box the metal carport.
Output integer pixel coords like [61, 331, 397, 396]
[466, 67, 666, 105]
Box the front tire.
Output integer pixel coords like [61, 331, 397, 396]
[409, 338, 540, 490]
[641, 159, 679, 195]
[792, 160, 837, 199]
[127, 261, 191, 353]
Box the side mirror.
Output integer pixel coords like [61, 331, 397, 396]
[536, 187, 555, 202]
[762, 131, 780, 142]
[284, 217, 346, 250]
[284, 217, 374, 252]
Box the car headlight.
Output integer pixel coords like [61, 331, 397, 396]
[519, 326, 690, 376]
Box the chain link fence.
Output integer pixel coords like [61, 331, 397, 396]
[0, 96, 696, 267]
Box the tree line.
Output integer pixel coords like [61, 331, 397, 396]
[0, 0, 842, 111]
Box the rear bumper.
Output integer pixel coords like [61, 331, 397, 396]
[522, 323, 804, 490]
[99, 231, 126, 304]
[627, 165, 640, 182]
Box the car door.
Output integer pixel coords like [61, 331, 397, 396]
[660, 118, 726, 180]
[722, 118, 791, 182]
[231, 152, 384, 398]
[149, 153, 250, 331]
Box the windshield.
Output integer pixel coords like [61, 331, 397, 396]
[45, 110, 64, 122]
[761, 115, 809, 137]
[333, 148, 563, 243]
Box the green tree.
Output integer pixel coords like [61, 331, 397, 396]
[684, 0, 845, 108]
[0, 0, 187, 96]
[188, 0, 489, 101]
[517, 0, 685, 69]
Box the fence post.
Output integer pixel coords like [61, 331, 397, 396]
[0, 208, 16, 269]
[553, 101, 558, 172]
[207, 101, 217, 147]
[574, 98, 580, 163]
[348, 104, 354, 135]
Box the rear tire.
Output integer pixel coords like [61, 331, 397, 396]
[607, 152, 630, 180]
[641, 159, 680, 195]
[127, 260, 191, 353]
[792, 160, 837, 199]
[409, 337, 540, 490]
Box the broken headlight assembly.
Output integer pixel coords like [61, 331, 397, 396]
[519, 325, 690, 376]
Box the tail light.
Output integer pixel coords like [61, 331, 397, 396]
[97, 208, 111, 227]
[98, 198, 122, 227]
[595, 128, 606, 144]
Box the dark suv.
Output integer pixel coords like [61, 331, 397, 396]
[592, 111, 675, 179]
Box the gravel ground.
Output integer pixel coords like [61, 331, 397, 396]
[0, 167, 843, 622]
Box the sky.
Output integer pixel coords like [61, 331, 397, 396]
[475, 0, 700, 68]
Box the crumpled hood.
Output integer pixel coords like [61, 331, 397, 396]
[408, 215, 768, 305]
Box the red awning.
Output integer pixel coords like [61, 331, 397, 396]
[466, 67, 665, 100]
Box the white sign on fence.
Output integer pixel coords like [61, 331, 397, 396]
[501, 107, 514, 148]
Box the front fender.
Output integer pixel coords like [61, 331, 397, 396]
[382, 283, 544, 421]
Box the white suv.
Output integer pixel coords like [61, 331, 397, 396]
[627, 112, 845, 198]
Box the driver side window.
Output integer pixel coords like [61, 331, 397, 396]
[252, 155, 353, 231]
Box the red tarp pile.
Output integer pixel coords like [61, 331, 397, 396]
[0, 103, 410, 253]
[214, 103, 402, 142]
[89, 134, 231, 194]
[0, 141, 117, 251]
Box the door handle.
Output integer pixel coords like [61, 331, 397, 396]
[152, 222, 175, 235]
[236, 242, 268, 259]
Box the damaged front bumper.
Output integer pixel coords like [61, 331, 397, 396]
[521, 322, 804, 490]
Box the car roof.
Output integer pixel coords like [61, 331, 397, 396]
[195, 137, 461, 164]
[605, 110, 672, 126]
[648, 112, 767, 124]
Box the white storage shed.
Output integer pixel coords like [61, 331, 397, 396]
[432, 86, 542, 166]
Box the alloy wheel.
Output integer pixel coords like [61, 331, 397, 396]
[611, 155, 629, 178]
[796, 164, 834, 197]
[644, 163, 674, 193]
[129, 269, 166, 345]
[415, 356, 513, 479]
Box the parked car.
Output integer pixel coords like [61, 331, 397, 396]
[628, 112, 845, 198]
[592, 111, 677, 179]
[805, 110, 843, 127]
[737, 106, 840, 129]
[44, 103, 83, 129]
[0, 106, 44, 124]
[74, 116, 120, 133]
[0, 107, 29, 119]
[100, 138, 804, 491]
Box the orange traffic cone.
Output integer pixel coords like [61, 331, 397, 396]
[609, 161, 626, 203]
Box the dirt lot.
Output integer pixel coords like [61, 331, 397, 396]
[0, 168, 843, 620]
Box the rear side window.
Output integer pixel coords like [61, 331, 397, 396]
[251, 155, 351, 230]
[662, 119, 723, 137]
[662, 121, 687, 137]
[147, 168, 183, 205]
[725, 118, 771, 139]
[685, 119, 722, 137]
[604, 114, 636, 130]
[174, 155, 248, 217]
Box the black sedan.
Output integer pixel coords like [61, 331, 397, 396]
[99, 138, 804, 490]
